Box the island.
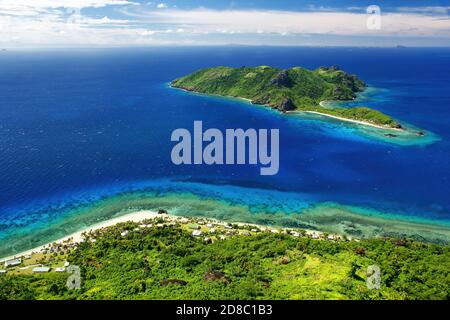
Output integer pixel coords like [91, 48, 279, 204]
[1, 210, 448, 300]
[171, 66, 403, 130]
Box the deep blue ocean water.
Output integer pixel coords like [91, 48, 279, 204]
[0, 47, 449, 242]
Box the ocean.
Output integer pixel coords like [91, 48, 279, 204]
[0, 47, 449, 256]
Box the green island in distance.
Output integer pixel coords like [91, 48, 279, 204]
[171, 65, 425, 136]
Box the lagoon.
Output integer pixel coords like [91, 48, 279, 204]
[0, 47, 449, 256]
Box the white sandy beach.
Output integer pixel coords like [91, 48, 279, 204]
[174, 85, 403, 132]
[297, 110, 404, 131]
[0, 210, 163, 263]
[319, 100, 332, 108]
[1, 209, 329, 264]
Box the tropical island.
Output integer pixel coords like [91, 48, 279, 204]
[1, 211, 449, 300]
[171, 66, 404, 130]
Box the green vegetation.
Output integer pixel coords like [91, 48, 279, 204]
[1, 221, 448, 300]
[171, 65, 402, 128]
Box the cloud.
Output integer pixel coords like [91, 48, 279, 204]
[0, 0, 136, 9]
[80, 16, 129, 25]
[396, 6, 450, 15]
[1, 4, 449, 47]
[137, 9, 450, 37]
[307, 5, 337, 12]
[140, 29, 155, 36]
[0, 14, 163, 46]
[0, 0, 137, 17]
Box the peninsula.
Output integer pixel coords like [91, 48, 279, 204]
[171, 66, 403, 130]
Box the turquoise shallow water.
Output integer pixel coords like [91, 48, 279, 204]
[0, 47, 449, 257]
[310, 87, 441, 146]
[1, 179, 449, 258]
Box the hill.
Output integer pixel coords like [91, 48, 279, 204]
[171, 66, 402, 129]
[1, 217, 448, 300]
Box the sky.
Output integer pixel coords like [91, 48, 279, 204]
[0, 0, 449, 47]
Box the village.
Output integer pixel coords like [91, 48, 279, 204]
[1, 210, 352, 276]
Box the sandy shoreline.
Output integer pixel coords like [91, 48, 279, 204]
[295, 110, 404, 131]
[1, 209, 329, 263]
[2, 204, 449, 263]
[0, 210, 163, 263]
[319, 100, 332, 108]
[172, 85, 403, 132]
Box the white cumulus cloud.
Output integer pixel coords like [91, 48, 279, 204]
[1, 4, 449, 47]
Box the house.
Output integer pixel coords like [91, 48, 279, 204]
[192, 230, 203, 237]
[251, 228, 259, 233]
[32, 266, 51, 273]
[64, 261, 70, 267]
[4, 258, 21, 268]
[206, 223, 214, 228]
[209, 228, 216, 234]
[203, 237, 212, 243]
[0, 270, 7, 274]
[311, 232, 321, 239]
[120, 230, 129, 237]
[55, 267, 66, 272]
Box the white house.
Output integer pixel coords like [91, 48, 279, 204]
[4, 258, 21, 268]
[311, 232, 321, 239]
[192, 230, 203, 237]
[32, 266, 51, 273]
[203, 237, 212, 243]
